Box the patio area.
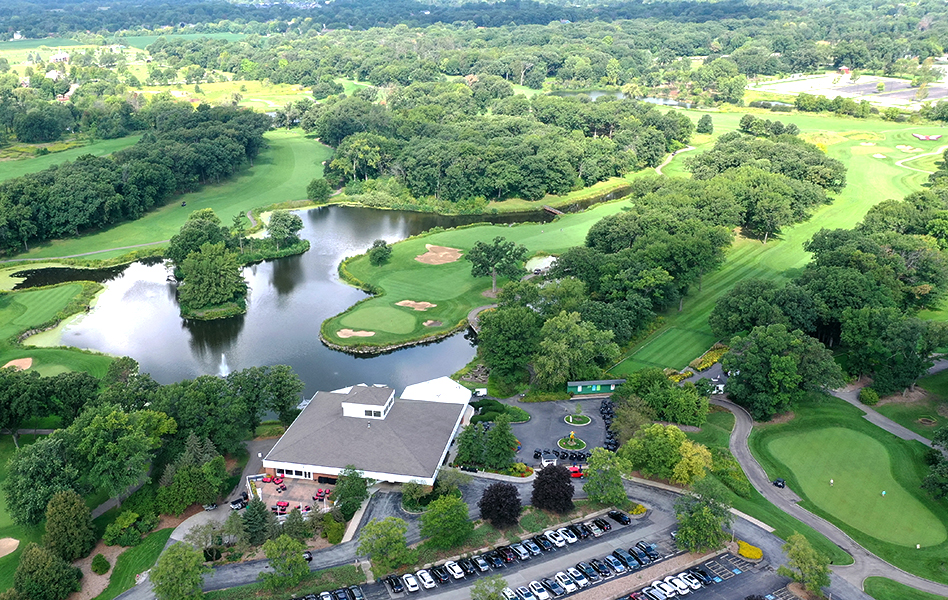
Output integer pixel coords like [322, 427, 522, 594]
[252, 476, 334, 518]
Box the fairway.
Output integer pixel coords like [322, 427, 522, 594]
[7, 130, 331, 261]
[0, 136, 141, 183]
[767, 427, 945, 546]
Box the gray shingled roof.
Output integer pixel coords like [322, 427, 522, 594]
[264, 391, 465, 479]
[342, 384, 393, 406]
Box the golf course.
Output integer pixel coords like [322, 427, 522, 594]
[750, 397, 948, 583]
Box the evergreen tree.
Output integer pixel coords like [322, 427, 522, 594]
[13, 543, 82, 600]
[242, 497, 270, 546]
[455, 424, 486, 466]
[282, 507, 310, 542]
[484, 415, 518, 471]
[43, 490, 97, 562]
[222, 509, 249, 547]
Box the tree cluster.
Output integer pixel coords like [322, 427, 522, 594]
[156, 433, 228, 516]
[614, 367, 710, 427]
[454, 417, 519, 472]
[619, 423, 712, 485]
[737, 114, 801, 138]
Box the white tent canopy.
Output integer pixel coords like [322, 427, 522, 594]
[400, 376, 471, 405]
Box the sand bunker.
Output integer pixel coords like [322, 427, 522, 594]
[2, 358, 32, 371]
[896, 145, 923, 152]
[337, 329, 376, 338]
[423, 320, 443, 327]
[0, 538, 19, 559]
[873, 154, 887, 159]
[396, 300, 437, 311]
[859, 142, 876, 146]
[415, 245, 462, 265]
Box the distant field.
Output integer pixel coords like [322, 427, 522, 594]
[0, 136, 141, 182]
[122, 32, 246, 50]
[0, 37, 84, 51]
[134, 80, 313, 111]
[5, 130, 331, 261]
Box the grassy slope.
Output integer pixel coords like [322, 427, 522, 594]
[0, 435, 43, 592]
[749, 396, 948, 583]
[612, 111, 937, 373]
[6, 130, 331, 261]
[0, 136, 142, 183]
[865, 577, 948, 600]
[93, 528, 174, 600]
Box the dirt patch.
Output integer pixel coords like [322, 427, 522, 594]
[157, 503, 203, 531]
[396, 300, 437, 311]
[896, 144, 923, 152]
[859, 142, 876, 146]
[764, 411, 795, 425]
[415, 244, 462, 265]
[481, 289, 499, 298]
[70, 540, 127, 600]
[787, 582, 816, 600]
[0, 537, 18, 559]
[423, 320, 442, 327]
[2, 357, 32, 370]
[919, 417, 938, 426]
[878, 387, 930, 405]
[337, 329, 375, 338]
[938, 404, 948, 418]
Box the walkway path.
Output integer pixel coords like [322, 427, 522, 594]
[654, 145, 695, 175]
[831, 387, 933, 447]
[245, 210, 258, 228]
[893, 144, 948, 174]
[711, 397, 948, 595]
[466, 304, 497, 334]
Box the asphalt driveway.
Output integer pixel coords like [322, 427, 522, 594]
[504, 398, 606, 466]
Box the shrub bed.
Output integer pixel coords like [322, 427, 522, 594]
[859, 387, 880, 406]
[470, 398, 531, 423]
[689, 344, 729, 372]
[737, 540, 763, 560]
[91, 554, 110, 575]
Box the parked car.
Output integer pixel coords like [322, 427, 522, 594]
[229, 498, 247, 510]
[459, 558, 477, 575]
[612, 548, 637, 569]
[589, 558, 613, 578]
[773, 478, 786, 488]
[484, 552, 503, 569]
[416, 570, 436, 589]
[664, 575, 690, 595]
[202, 503, 217, 511]
[604, 555, 627, 574]
[444, 561, 464, 580]
[302, 551, 313, 562]
[332, 588, 351, 600]
[642, 586, 667, 600]
[533, 535, 554, 552]
[636, 541, 660, 561]
[566, 566, 590, 588]
[474, 555, 491, 572]
[554, 572, 578, 594]
[629, 545, 651, 567]
[609, 510, 632, 525]
[430, 565, 449, 583]
[523, 539, 543, 555]
[688, 568, 714, 586]
[387, 576, 404, 593]
[318, 592, 332, 600]
[502, 588, 517, 600]
[593, 518, 612, 532]
[529, 580, 551, 600]
[515, 586, 538, 600]
[569, 523, 589, 540]
[511, 543, 530, 561]
[348, 586, 364, 600]
[557, 527, 578, 544]
[575, 561, 600, 583]
[585, 521, 603, 537]
[498, 545, 516, 563]
[402, 573, 420, 593]
[652, 579, 677, 597]
[678, 572, 702, 591]
[544, 529, 566, 548]
[541, 577, 566, 598]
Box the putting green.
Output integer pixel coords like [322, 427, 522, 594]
[339, 306, 417, 334]
[767, 427, 946, 547]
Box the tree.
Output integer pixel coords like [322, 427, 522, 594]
[583, 448, 631, 508]
[533, 311, 620, 390]
[471, 575, 510, 600]
[476, 306, 541, 378]
[478, 482, 522, 528]
[420, 495, 473, 549]
[0, 368, 46, 448]
[357, 517, 416, 573]
[178, 242, 247, 310]
[331, 465, 369, 521]
[922, 426, 948, 499]
[166, 210, 230, 267]
[467, 236, 527, 293]
[619, 423, 687, 480]
[723, 324, 845, 420]
[455, 424, 486, 466]
[222, 509, 249, 548]
[43, 490, 96, 562]
[696, 114, 713, 134]
[243, 497, 272, 546]
[674, 477, 732, 552]
[261, 534, 309, 591]
[368, 239, 392, 266]
[777, 533, 832, 597]
[13, 543, 82, 600]
[3, 434, 80, 526]
[266, 210, 304, 250]
[151, 542, 210, 600]
[484, 415, 518, 471]
[672, 440, 713, 485]
[282, 507, 311, 542]
[531, 465, 575, 514]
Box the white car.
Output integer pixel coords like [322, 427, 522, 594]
[585, 520, 603, 537]
[501, 588, 517, 600]
[516, 586, 538, 600]
[444, 560, 464, 579]
[665, 575, 690, 595]
[567, 566, 590, 588]
[544, 529, 566, 548]
[555, 572, 578, 593]
[319, 593, 332, 600]
[678, 572, 702, 591]
[402, 573, 420, 593]
[529, 580, 551, 600]
[653, 579, 677, 597]
[416, 569, 436, 589]
[557, 527, 578, 544]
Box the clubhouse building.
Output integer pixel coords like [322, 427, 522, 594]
[262, 377, 471, 486]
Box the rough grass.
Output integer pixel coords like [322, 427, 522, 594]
[874, 401, 943, 441]
[0, 136, 142, 182]
[7, 130, 331, 261]
[749, 396, 948, 582]
[685, 408, 734, 449]
[864, 577, 948, 600]
[93, 528, 174, 600]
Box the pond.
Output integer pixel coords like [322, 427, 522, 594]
[552, 90, 695, 108]
[24, 206, 550, 397]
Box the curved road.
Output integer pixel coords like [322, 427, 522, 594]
[711, 397, 948, 596]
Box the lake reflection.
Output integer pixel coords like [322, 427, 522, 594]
[52, 205, 546, 396]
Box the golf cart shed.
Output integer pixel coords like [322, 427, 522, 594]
[567, 379, 626, 395]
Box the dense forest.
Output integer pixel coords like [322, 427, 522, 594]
[0, 103, 271, 252]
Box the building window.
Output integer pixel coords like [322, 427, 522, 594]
[373, 411, 381, 417]
[276, 468, 285, 475]
[365, 409, 373, 417]
[295, 470, 303, 477]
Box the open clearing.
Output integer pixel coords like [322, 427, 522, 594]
[749, 72, 948, 109]
[0, 136, 142, 183]
[750, 397, 948, 582]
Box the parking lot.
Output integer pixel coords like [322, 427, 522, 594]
[357, 515, 790, 600]
[509, 398, 606, 467]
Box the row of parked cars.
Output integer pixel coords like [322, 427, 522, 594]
[298, 585, 365, 600]
[628, 567, 717, 600]
[385, 511, 633, 594]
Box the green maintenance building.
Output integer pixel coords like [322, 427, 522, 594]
[567, 379, 626, 396]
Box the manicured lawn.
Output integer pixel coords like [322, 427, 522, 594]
[614, 326, 717, 372]
[0, 136, 142, 182]
[874, 401, 944, 441]
[864, 577, 948, 600]
[685, 408, 734, 449]
[93, 528, 174, 600]
[7, 130, 331, 261]
[750, 396, 948, 583]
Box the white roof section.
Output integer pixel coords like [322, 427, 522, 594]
[400, 376, 472, 405]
